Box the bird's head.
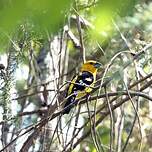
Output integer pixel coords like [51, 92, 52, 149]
[80, 60, 102, 74]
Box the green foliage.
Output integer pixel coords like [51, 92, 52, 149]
[0, 0, 72, 50]
[16, 79, 26, 91]
[1, 0, 152, 151]
[0, 0, 71, 31]
[89, 0, 138, 42]
[97, 126, 110, 146]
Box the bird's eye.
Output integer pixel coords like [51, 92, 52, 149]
[89, 62, 94, 65]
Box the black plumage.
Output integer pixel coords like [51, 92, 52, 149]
[63, 71, 94, 114]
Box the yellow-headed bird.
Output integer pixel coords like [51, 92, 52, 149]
[63, 60, 102, 114]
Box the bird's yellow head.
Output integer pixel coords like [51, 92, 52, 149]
[80, 60, 102, 74]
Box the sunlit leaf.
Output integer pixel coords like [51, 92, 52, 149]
[0, 0, 72, 33]
[90, 0, 138, 42]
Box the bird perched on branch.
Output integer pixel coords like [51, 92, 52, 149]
[63, 60, 102, 114]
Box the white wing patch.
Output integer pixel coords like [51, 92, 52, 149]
[85, 77, 93, 82]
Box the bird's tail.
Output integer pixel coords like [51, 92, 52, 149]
[63, 95, 76, 114]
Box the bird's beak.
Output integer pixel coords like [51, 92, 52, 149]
[94, 62, 102, 68]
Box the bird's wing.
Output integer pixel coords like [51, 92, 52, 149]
[67, 71, 94, 97]
[64, 72, 95, 114]
[67, 75, 78, 95]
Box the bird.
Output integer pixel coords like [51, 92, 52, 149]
[63, 60, 102, 114]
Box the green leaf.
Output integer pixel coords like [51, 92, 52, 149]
[90, 0, 138, 41]
[0, 0, 72, 33]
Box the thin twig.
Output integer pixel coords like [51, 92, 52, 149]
[104, 86, 114, 152]
[75, 2, 86, 63]
[86, 95, 101, 152]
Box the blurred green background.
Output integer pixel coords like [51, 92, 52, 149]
[1, 0, 152, 152]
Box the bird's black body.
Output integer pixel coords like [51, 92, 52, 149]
[63, 71, 94, 114]
[72, 71, 94, 91]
